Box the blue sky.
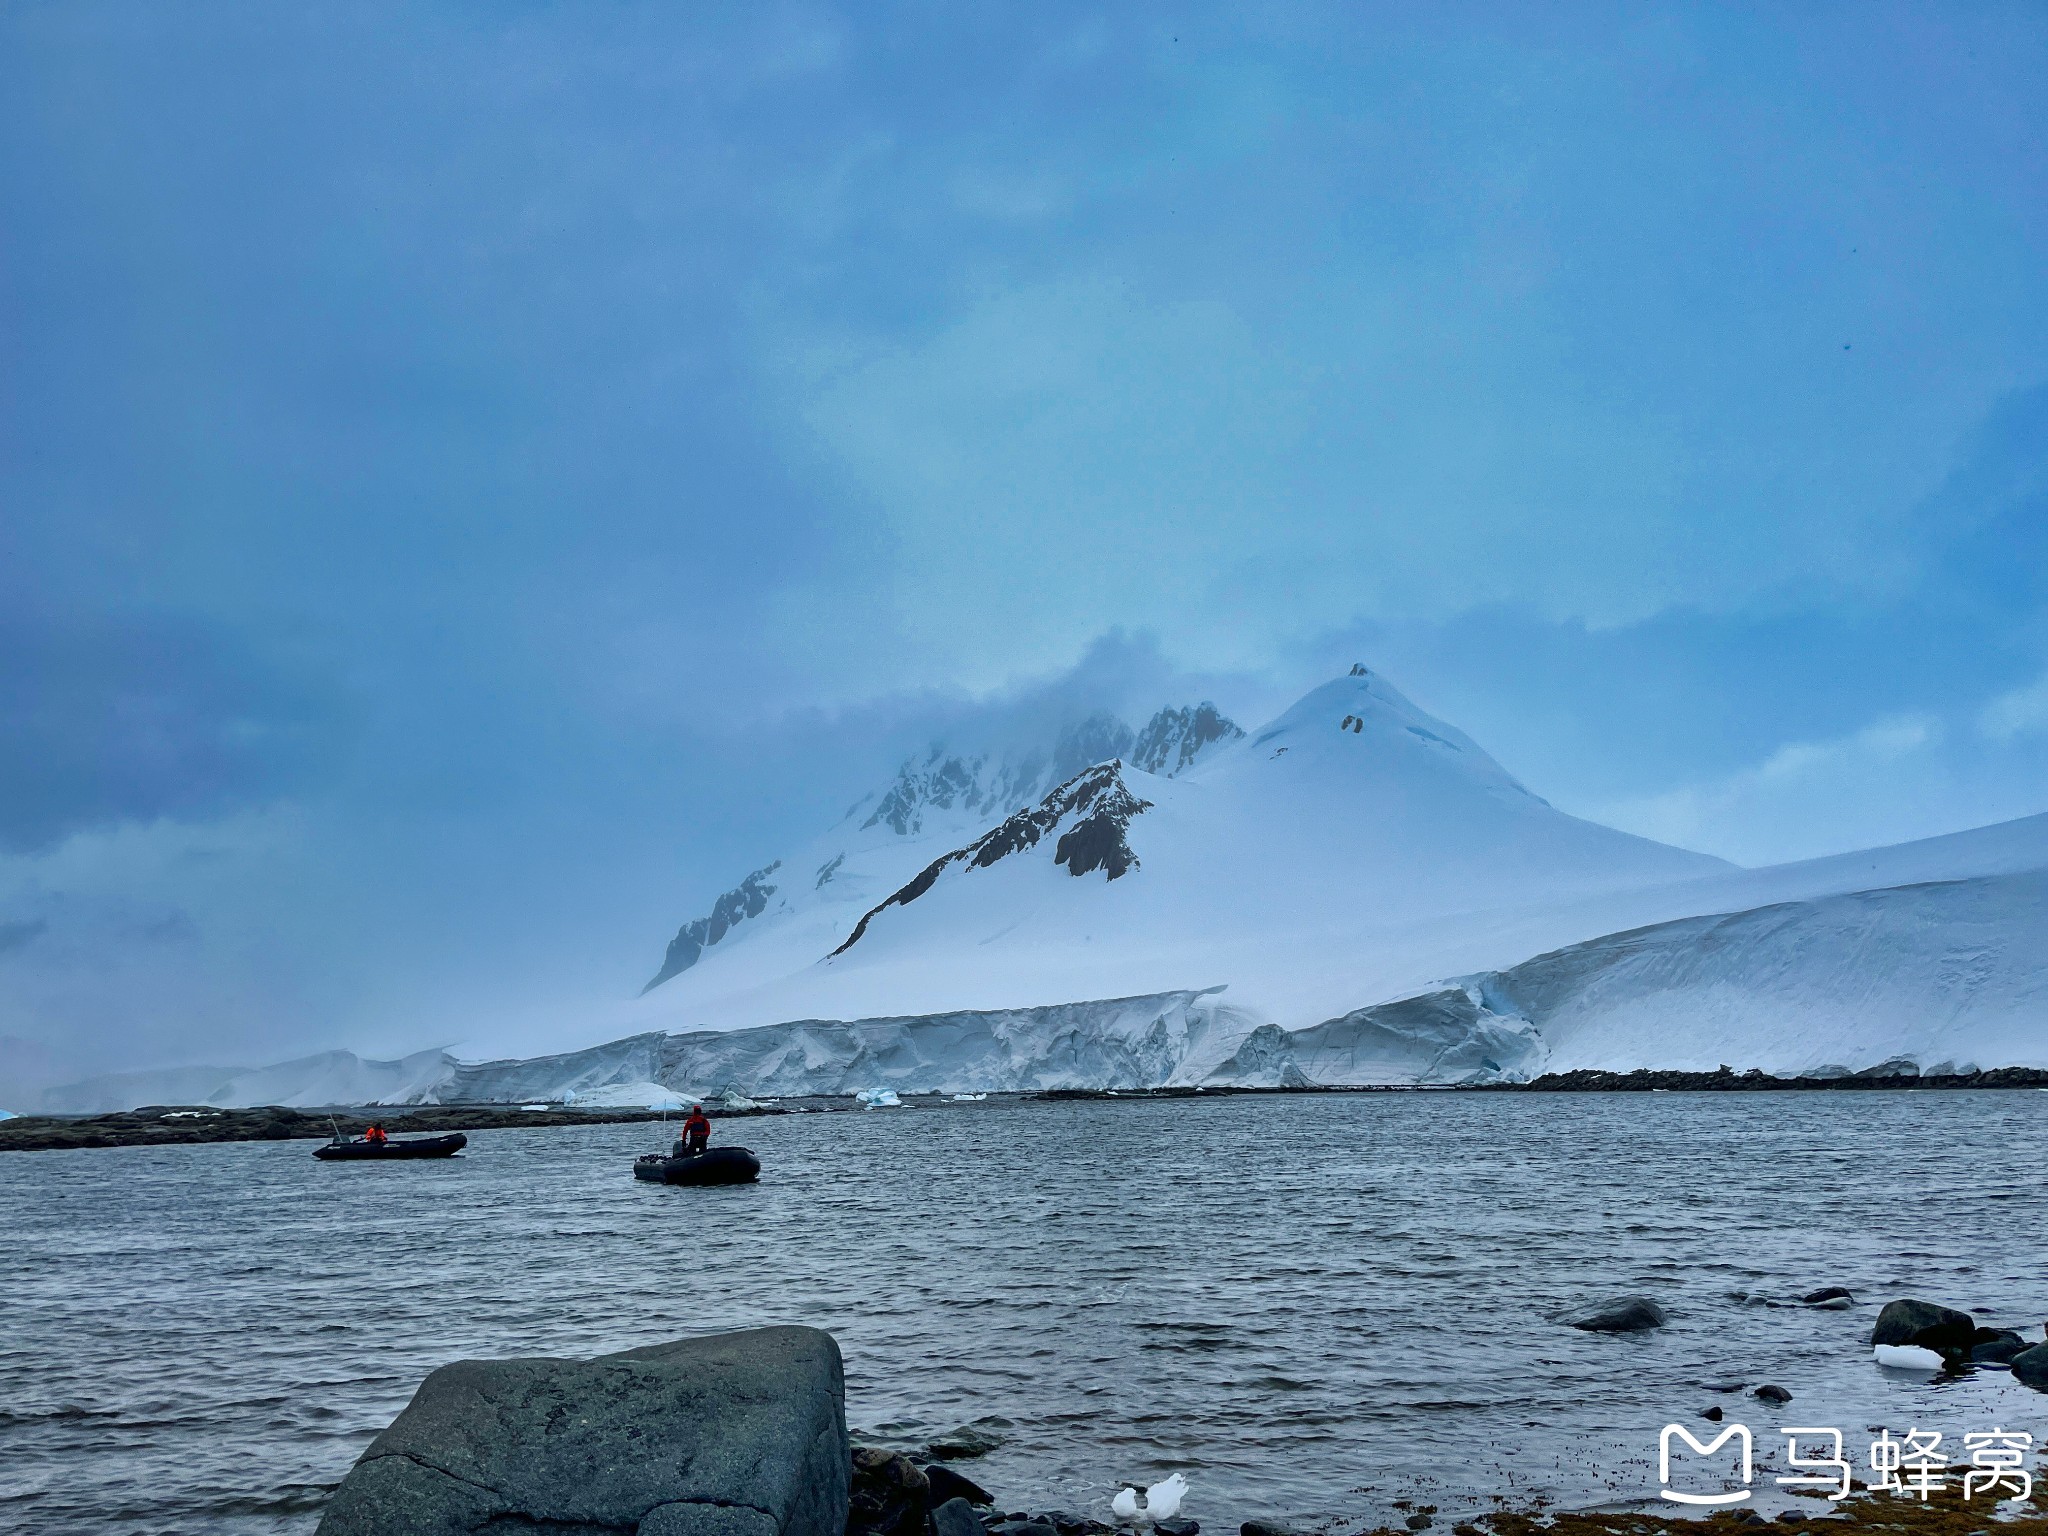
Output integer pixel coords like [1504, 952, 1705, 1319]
[2, 3, 2045, 1089]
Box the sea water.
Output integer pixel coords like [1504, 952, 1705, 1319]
[3, 1091, 2045, 1534]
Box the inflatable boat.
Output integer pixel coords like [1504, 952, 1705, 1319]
[313, 1132, 468, 1161]
[633, 1146, 760, 1185]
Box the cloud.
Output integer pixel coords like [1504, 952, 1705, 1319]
[1595, 716, 1950, 866]
[0, 918, 47, 957]
[0, 616, 346, 853]
[1980, 670, 2048, 741]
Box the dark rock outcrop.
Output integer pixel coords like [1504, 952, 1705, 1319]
[1566, 1296, 1668, 1333]
[1869, 1299, 1975, 1355]
[925, 1466, 994, 1507]
[933, 1499, 987, 1536]
[315, 1326, 846, 1536]
[645, 864, 783, 992]
[985, 1521, 1058, 1536]
[1969, 1328, 2031, 1364]
[848, 1448, 928, 1536]
[1130, 704, 1243, 778]
[1752, 1385, 1792, 1405]
[2012, 1343, 2048, 1388]
[833, 764, 1151, 956]
[1800, 1287, 1854, 1306]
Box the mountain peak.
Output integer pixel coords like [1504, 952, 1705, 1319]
[1131, 702, 1244, 777]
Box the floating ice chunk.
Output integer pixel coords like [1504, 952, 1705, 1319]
[1113, 1473, 1188, 1528]
[1874, 1344, 1946, 1371]
[855, 1088, 902, 1108]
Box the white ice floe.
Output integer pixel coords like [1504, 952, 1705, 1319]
[1112, 1473, 1188, 1529]
[856, 1088, 902, 1108]
[563, 1080, 689, 1110]
[1873, 1344, 1947, 1371]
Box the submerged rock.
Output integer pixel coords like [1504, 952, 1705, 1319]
[1869, 1299, 1974, 1355]
[1800, 1287, 1854, 1308]
[1753, 1384, 1792, 1404]
[314, 1325, 847, 1536]
[1566, 1296, 1668, 1333]
[928, 1422, 1007, 1460]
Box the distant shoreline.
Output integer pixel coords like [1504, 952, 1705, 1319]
[7, 1064, 2045, 1152]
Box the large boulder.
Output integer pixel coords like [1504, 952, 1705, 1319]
[1566, 1296, 1668, 1333]
[1869, 1300, 1974, 1355]
[931, 1500, 986, 1536]
[316, 1326, 847, 1536]
[2013, 1344, 2048, 1389]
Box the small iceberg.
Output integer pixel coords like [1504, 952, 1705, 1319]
[565, 1081, 689, 1111]
[714, 1086, 760, 1111]
[855, 1088, 902, 1108]
[0, 1109, 18, 1121]
[1874, 1344, 1947, 1371]
[951, 1092, 988, 1102]
[1112, 1473, 1188, 1530]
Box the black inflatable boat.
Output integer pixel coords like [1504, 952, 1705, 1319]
[633, 1146, 760, 1185]
[314, 1133, 467, 1161]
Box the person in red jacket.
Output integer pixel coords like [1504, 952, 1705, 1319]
[678, 1105, 711, 1156]
[364, 1124, 388, 1146]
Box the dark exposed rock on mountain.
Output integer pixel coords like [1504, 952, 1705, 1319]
[832, 764, 1152, 957]
[637, 699, 1241, 995]
[315, 1326, 847, 1536]
[644, 862, 781, 992]
[1131, 703, 1243, 777]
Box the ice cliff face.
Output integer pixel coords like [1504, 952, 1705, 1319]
[444, 988, 1261, 1101]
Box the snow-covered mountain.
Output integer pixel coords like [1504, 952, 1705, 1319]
[629, 666, 1729, 1034]
[36, 665, 2048, 1111]
[640, 701, 1244, 994]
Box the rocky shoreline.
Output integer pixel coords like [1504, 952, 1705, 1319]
[0, 1100, 793, 1153]
[10, 1063, 2048, 1151]
[308, 1319, 2048, 1536]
